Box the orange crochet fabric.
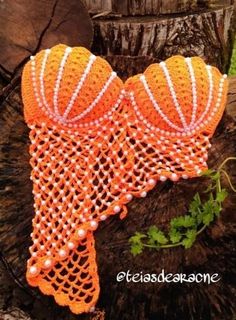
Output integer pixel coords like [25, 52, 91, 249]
[21, 44, 228, 314]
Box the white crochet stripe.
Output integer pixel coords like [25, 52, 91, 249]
[159, 61, 188, 130]
[53, 47, 72, 117]
[193, 65, 214, 128]
[31, 55, 54, 117]
[185, 57, 198, 128]
[39, 49, 52, 115]
[62, 54, 96, 120]
[140, 74, 184, 132]
[31, 58, 42, 109]
[67, 71, 117, 123]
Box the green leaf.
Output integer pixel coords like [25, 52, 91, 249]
[147, 226, 168, 245]
[193, 193, 201, 205]
[211, 172, 220, 181]
[128, 159, 234, 255]
[189, 193, 201, 216]
[202, 198, 214, 215]
[169, 230, 182, 243]
[147, 225, 159, 237]
[216, 189, 228, 203]
[129, 232, 146, 245]
[186, 229, 197, 242]
[181, 229, 197, 249]
[129, 232, 147, 256]
[183, 216, 196, 228]
[200, 169, 215, 177]
[196, 210, 204, 225]
[130, 243, 143, 256]
[201, 168, 219, 179]
[213, 202, 222, 216]
[182, 237, 194, 249]
[171, 215, 196, 229]
[202, 213, 214, 225]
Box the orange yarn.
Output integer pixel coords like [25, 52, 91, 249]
[21, 44, 228, 314]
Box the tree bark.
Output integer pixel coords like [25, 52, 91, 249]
[0, 0, 93, 81]
[84, 0, 199, 15]
[92, 4, 234, 76]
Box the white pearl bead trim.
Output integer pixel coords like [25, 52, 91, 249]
[139, 75, 184, 132]
[159, 61, 188, 129]
[30, 47, 123, 129]
[59, 249, 67, 258]
[131, 70, 226, 137]
[39, 49, 52, 116]
[126, 194, 133, 201]
[44, 259, 52, 268]
[29, 266, 38, 274]
[77, 229, 86, 238]
[194, 64, 213, 128]
[114, 205, 121, 213]
[62, 54, 96, 121]
[90, 306, 95, 312]
[185, 57, 198, 127]
[68, 241, 75, 249]
[90, 220, 98, 228]
[66, 71, 117, 124]
[53, 47, 72, 117]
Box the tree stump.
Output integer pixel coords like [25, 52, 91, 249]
[91, 3, 234, 78]
[0, 0, 93, 82]
[0, 1, 236, 320]
[84, 0, 198, 15]
[1, 76, 236, 320]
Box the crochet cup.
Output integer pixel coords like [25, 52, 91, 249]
[21, 44, 228, 314]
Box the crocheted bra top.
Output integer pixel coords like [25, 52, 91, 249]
[21, 44, 228, 314]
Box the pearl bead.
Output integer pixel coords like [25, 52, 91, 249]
[126, 194, 133, 201]
[100, 215, 107, 221]
[29, 266, 38, 275]
[114, 205, 121, 213]
[90, 220, 98, 229]
[148, 178, 156, 185]
[59, 249, 67, 258]
[160, 176, 167, 182]
[170, 173, 178, 181]
[90, 306, 95, 312]
[77, 229, 86, 238]
[68, 242, 75, 249]
[140, 191, 147, 198]
[44, 259, 52, 268]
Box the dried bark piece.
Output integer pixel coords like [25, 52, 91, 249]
[0, 308, 31, 320]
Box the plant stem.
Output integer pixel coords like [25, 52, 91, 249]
[196, 224, 207, 235]
[220, 169, 236, 192]
[130, 157, 236, 255]
[142, 242, 182, 249]
[218, 157, 236, 171]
